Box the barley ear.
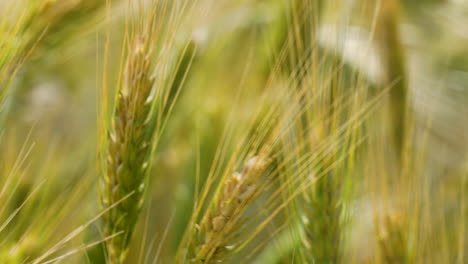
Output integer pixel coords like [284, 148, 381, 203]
[189, 155, 269, 264]
[100, 34, 157, 264]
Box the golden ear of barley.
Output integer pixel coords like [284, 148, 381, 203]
[190, 156, 269, 264]
[100, 35, 156, 264]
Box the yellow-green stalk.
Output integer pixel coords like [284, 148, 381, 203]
[376, 0, 408, 158]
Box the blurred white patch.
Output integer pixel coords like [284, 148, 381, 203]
[24, 79, 67, 123]
[450, 0, 467, 4]
[192, 27, 209, 46]
[317, 24, 384, 84]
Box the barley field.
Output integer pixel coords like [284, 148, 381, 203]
[0, 0, 466, 263]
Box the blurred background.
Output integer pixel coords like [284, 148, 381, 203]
[0, 0, 467, 263]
